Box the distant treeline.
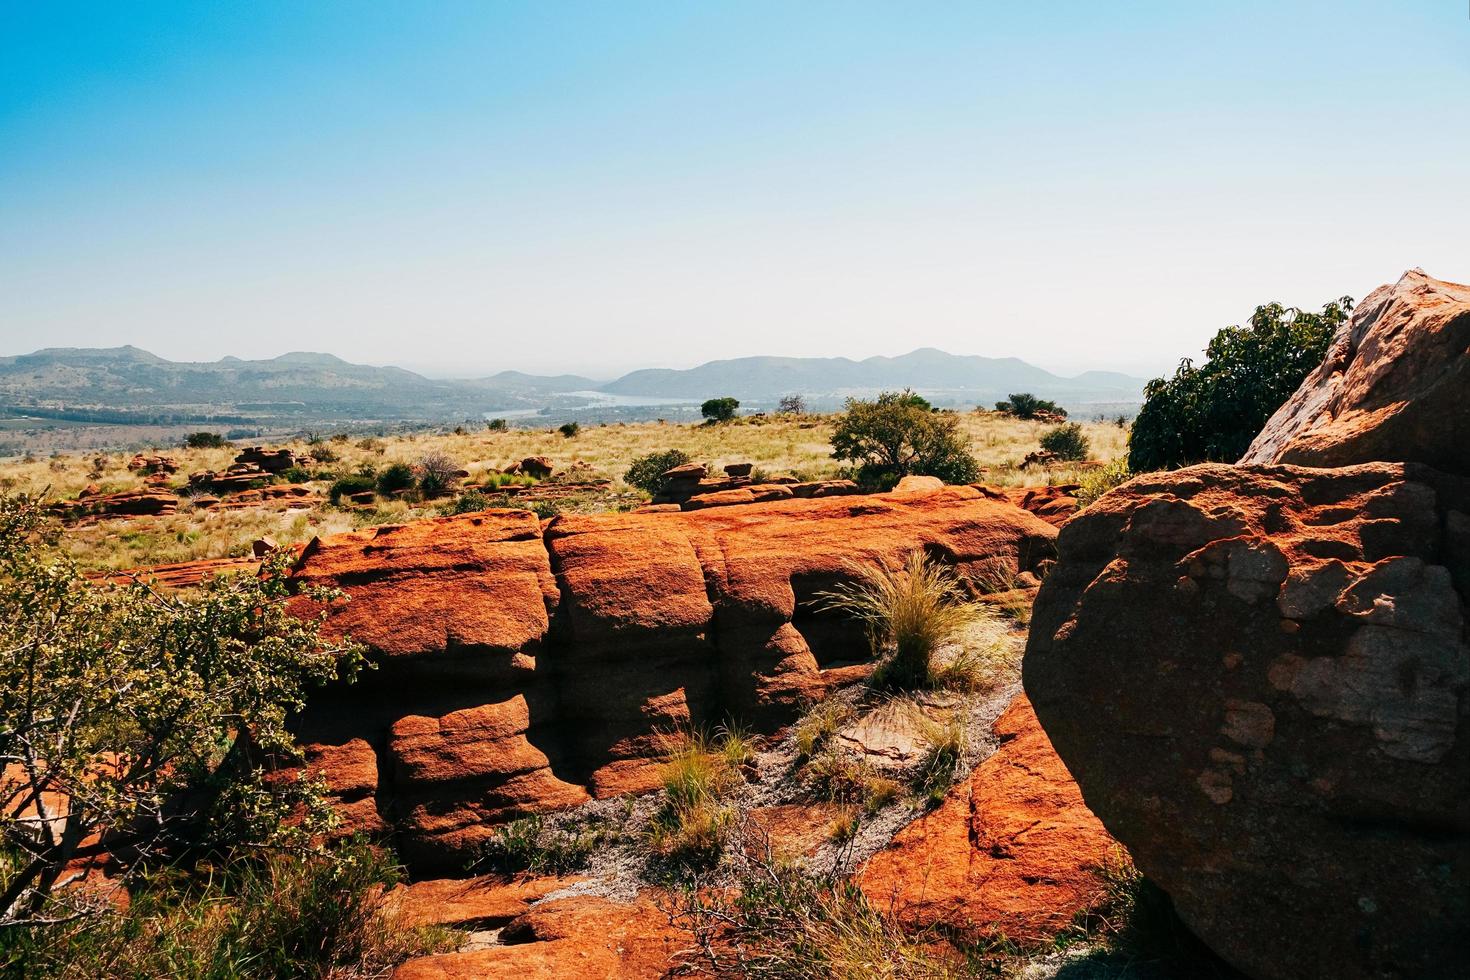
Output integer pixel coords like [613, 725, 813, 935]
[0, 405, 259, 426]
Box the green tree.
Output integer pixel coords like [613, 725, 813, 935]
[374, 462, 416, 497]
[1129, 297, 1352, 471]
[830, 390, 980, 490]
[700, 397, 740, 423]
[0, 494, 364, 927]
[994, 393, 1064, 419]
[623, 449, 692, 495]
[184, 432, 228, 449]
[1039, 422, 1090, 461]
[558, 422, 580, 439]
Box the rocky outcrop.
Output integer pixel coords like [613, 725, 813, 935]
[858, 694, 1115, 943]
[979, 484, 1080, 527]
[61, 486, 179, 521]
[127, 454, 178, 475]
[235, 446, 308, 473]
[1023, 462, 1470, 980]
[1241, 269, 1470, 474]
[290, 488, 1058, 870]
[503, 456, 554, 479]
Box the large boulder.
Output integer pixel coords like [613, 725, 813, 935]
[288, 487, 1059, 871]
[1023, 462, 1470, 980]
[1241, 269, 1470, 474]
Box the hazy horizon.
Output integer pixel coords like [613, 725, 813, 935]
[3, 3, 1467, 380]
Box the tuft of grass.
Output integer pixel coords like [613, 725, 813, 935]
[1076, 457, 1133, 507]
[912, 714, 967, 807]
[814, 552, 974, 691]
[805, 747, 902, 816]
[648, 728, 748, 869]
[473, 813, 613, 877]
[794, 699, 855, 761]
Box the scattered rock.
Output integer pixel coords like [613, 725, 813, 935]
[893, 475, 945, 492]
[60, 486, 178, 521]
[127, 454, 178, 475]
[504, 456, 554, 479]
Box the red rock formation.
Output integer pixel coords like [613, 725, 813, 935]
[858, 694, 1115, 943]
[1023, 462, 1470, 980]
[61, 486, 179, 521]
[97, 555, 265, 589]
[1241, 269, 1470, 474]
[290, 488, 1058, 870]
[127, 454, 179, 475]
[978, 484, 1080, 527]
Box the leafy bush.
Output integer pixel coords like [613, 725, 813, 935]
[375, 462, 416, 497]
[184, 432, 228, 449]
[1077, 458, 1132, 507]
[415, 451, 462, 500]
[700, 397, 740, 423]
[474, 815, 610, 877]
[307, 444, 339, 464]
[485, 418, 508, 432]
[557, 421, 580, 438]
[994, 393, 1065, 419]
[0, 494, 364, 929]
[1039, 422, 1090, 461]
[778, 394, 806, 414]
[814, 551, 973, 691]
[624, 449, 692, 495]
[440, 490, 489, 515]
[279, 466, 312, 484]
[1, 840, 456, 977]
[328, 473, 376, 504]
[1129, 296, 1353, 471]
[829, 389, 980, 490]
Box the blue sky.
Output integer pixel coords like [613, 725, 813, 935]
[1, 1, 1466, 379]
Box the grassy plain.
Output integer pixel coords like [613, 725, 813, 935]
[0, 412, 1128, 573]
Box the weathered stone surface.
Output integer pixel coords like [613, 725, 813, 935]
[1023, 462, 1470, 980]
[392, 894, 679, 979]
[383, 874, 575, 930]
[978, 484, 1080, 528]
[1241, 269, 1470, 474]
[893, 475, 945, 493]
[285, 488, 1057, 870]
[61, 486, 178, 521]
[858, 694, 1115, 944]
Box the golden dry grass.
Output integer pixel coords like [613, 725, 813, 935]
[0, 412, 1127, 573]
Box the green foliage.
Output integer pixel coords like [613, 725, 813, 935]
[623, 449, 692, 495]
[700, 397, 740, 423]
[440, 490, 490, 516]
[485, 418, 508, 432]
[647, 729, 747, 869]
[829, 390, 980, 490]
[1039, 422, 1090, 461]
[474, 815, 611, 877]
[183, 432, 228, 449]
[0, 840, 456, 977]
[558, 421, 581, 438]
[813, 551, 974, 691]
[279, 465, 311, 484]
[0, 494, 365, 928]
[375, 461, 416, 496]
[1076, 457, 1133, 507]
[994, 393, 1065, 419]
[328, 473, 375, 504]
[1129, 296, 1353, 471]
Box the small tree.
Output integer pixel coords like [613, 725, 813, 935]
[700, 398, 740, 423]
[777, 395, 806, 415]
[415, 451, 462, 499]
[830, 390, 980, 490]
[1039, 422, 1090, 461]
[624, 449, 692, 495]
[558, 422, 580, 439]
[486, 418, 508, 432]
[0, 494, 364, 927]
[184, 432, 228, 449]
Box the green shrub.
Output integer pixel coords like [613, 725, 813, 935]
[486, 418, 508, 432]
[700, 397, 740, 423]
[1039, 422, 1090, 461]
[624, 449, 692, 495]
[1129, 296, 1352, 471]
[184, 432, 228, 449]
[329, 473, 376, 504]
[558, 421, 580, 438]
[474, 815, 609, 877]
[440, 490, 489, 515]
[830, 390, 979, 490]
[280, 466, 311, 484]
[375, 462, 416, 496]
[415, 451, 462, 500]
[1077, 457, 1133, 507]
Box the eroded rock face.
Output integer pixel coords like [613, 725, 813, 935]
[292, 487, 1058, 870]
[857, 693, 1115, 943]
[1241, 269, 1470, 474]
[1023, 462, 1470, 980]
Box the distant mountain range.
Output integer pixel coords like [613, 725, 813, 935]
[0, 345, 1147, 429]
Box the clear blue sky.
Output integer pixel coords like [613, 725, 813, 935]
[1, 1, 1466, 379]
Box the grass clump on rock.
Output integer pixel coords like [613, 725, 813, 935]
[648, 728, 750, 869]
[815, 551, 974, 691]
